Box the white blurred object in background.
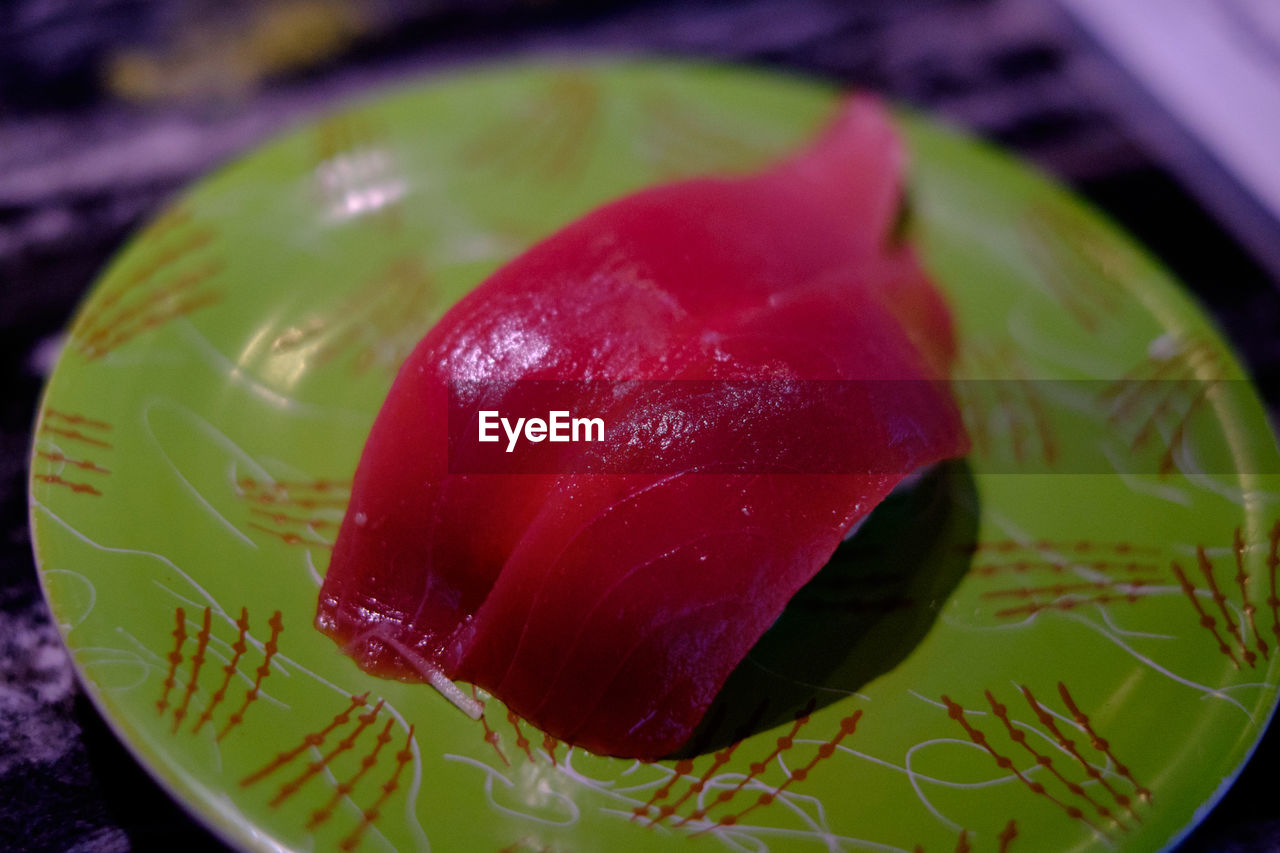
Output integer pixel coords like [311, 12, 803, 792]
[1059, 0, 1280, 277]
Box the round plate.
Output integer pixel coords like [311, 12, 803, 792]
[29, 61, 1280, 853]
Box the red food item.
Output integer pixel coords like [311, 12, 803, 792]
[316, 95, 968, 758]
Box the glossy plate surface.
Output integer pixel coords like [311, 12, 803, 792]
[29, 62, 1280, 853]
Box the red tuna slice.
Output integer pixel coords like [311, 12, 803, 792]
[315, 95, 969, 758]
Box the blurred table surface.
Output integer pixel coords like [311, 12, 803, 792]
[2, 0, 1278, 850]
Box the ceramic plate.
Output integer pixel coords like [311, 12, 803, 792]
[29, 62, 1280, 853]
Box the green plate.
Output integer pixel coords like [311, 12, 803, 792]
[29, 61, 1280, 853]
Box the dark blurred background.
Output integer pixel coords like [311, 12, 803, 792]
[2, 0, 1278, 850]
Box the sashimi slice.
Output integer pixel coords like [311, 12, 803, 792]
[316, 94, 969, 758]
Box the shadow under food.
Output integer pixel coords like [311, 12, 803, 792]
[674, 459, 978, 757]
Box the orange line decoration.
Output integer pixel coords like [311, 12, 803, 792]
[242, 693, 370, 788]
[72, 213, 223, 360]
[626, 702, 860, 832]
[1103, 339, 1211, 405]
[1133, 383, 1215, 477]
[1172, 560, 1238, 666]
[711, 710, 862, 830]
[38, 409, 116, 481]
[249, 506, 338, 529]
[173, 607, 212, 732]
[968, 539, 1160, 620]
[154, 606, 284, 739]
[307, 717, 397, 830]
[464, 73, 599, 182]
[970, 540, 1156, 556]
[955, 345, 1058, 469]
[84, 257, 220, 348]
[247, 522, 333, 549]
[1016, 376, 1058, 467]
[237, 689, 416, 851]
[41, 409, 111, 430]
[218, 610, 283, 741]
[237, 477, 351, 549]
[635, 90, 774, 180]
[193, 608, 250, 734]
[1233, 528, 1270, 662]
[1196, 545, 1252, 665]
[1170, 525, 1280, 671]
[35, 450, 110, 473]
[667, 743, 742, 827]
[269, 256, 438, 374]
[238, 477, 351, 507]
[973, 560, 1156, 577]
[1020, 201, 1128, 333]
[986, 691, 1125, 831]
[249, 493, 349, 509]
[1268, 521, 1280, 644]
[1056, 683, 1151, 805]
[33, 447, 111, 497]
[997, 819, 1019, 853]
[338, 725, 416, 852]
[156, 608, 187, 715]
[992, 380, 1029, 465]
[977, 354, 1029, 466]
[982, 580, 1143, 600]
[960, 389, 993, 460]
[507, 709, 536, 763]
[110, 228, 215, 293]
[1023, 685, 1147, 818]
[470, 687, 509, 767]
[269, 699, 386, 807]
[31, 474, 102, 496]
[147, 606, 417, 848]
[636, 757, 696, 824]
[1100, 336, 1220, 476]
[992, 590, 1145, 619]
[702, 706, 815, 815]
[136, 204, 193, 244]
[942, 683, 1150, 839]
[240, 477, 348, 492]
[37, 425, 112, 449]
[943, 694, 1102, 835]
[542, 733, 560, 767]
[911, 819, 1017, 853]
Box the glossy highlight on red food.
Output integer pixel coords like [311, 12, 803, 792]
[315, 95, 969, 759]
